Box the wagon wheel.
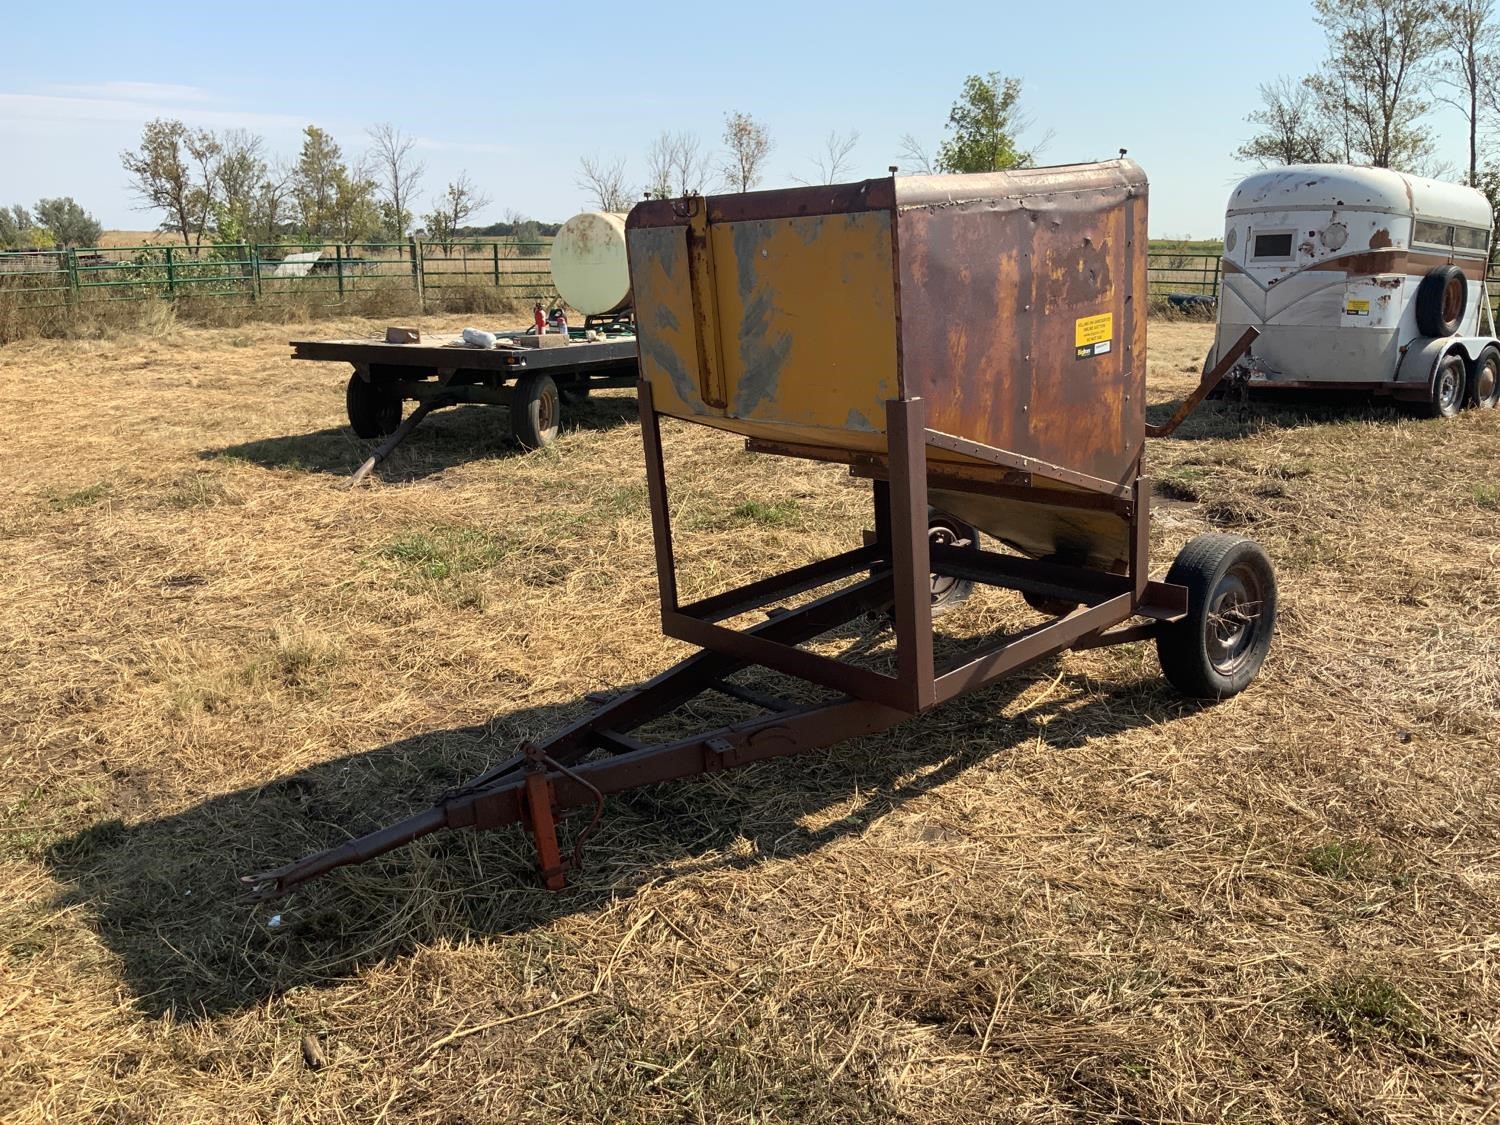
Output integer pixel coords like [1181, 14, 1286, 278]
[927, 515, 978, 616]
[345, 371, 402, 438]
[1156, 533, 1277, 699]
[510, 374, 561, 449]
[1469, 346, 1500, 409]
[558, 374, 591, 405]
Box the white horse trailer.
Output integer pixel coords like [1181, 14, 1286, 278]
[1209, 164, 1500, 416]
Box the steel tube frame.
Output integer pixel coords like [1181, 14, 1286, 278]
[244, 381, 1187, 898]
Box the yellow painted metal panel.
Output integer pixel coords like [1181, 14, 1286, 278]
[628, 211, 899, 445]
[709, 213, 899, 436]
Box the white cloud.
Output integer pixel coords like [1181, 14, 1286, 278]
[43, 81, 212, 103]
[0, 91, 305, 132]
[412, 136, 518, 156]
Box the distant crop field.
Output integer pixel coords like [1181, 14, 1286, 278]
[1, 316, 1497, 1122]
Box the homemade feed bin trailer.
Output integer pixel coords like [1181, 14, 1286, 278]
[247, 160, 1279, 897]
[288, 211, 640, 457]
[1209, 164, 1500, 416]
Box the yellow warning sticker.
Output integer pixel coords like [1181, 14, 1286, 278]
[1344, 298, 1370, 317]
[1075, 312, 1113, 347]
[1074, 312, 1113, 359]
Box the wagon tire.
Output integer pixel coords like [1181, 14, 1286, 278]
[345, 372, 402, 438]
[1156, 533, 1277, 700]
[1469, 345, 1500, 409]
[1420, 353, 1467, 419]
[928, 514, 979, 617]
[510, 374, 561, 449]
[1414, 265, 1467, 337]
[558, 374, 591, 405]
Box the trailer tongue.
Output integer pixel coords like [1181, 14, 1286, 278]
[246, 161, 1278, 898]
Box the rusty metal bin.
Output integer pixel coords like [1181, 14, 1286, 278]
[627, 160, 1148, 569]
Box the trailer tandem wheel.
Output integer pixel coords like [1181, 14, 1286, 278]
[511, 374, 561, 449]
[1424, 353, 1468, 419]
[345, 371, 402, 438]
[1156, 533, 1277, 699]
[1470, 345, 1500, 409]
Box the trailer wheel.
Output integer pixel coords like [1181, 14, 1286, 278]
[1415, 265, 1467, 337]
[511, 374, 560, 448]
[928, 515, 978, 616]
[1156, 533, 1277, 700]
[558, 374, 591, 405]
[345, 372, 402, 438]
[1424, 353, 1468, 419]
[1469, 345, 1500, 409]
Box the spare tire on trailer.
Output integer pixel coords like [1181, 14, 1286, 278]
[1414, 265, 1468, 337]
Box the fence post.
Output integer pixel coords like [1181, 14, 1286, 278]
[1213, 254, 1222, 299]
[411, 237, 425, 312]
[66, 248, 80, 304]
[492, 242, 500, 288]
[335, 244, 344, 299]
[165, 245, 176, 297]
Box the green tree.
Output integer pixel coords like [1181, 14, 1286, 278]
[1436, 0, 1500, 184]
[0, 203, 36, 250]
[367, 123, 424, 238]
[1236, 76, 1343, 166]
[423, 172, 490, 255]
[935, 72, 1039, 174]
[213, 128, 266, 242]
[292, 125, 344, 239]
[719, 111, 772, 192]
[120, 118, 222, 248]
[1308, 0, 1440, 170]
[32, 197, 102, 248]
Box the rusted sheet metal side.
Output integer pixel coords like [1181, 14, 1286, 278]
[893, 160, 1148, 488]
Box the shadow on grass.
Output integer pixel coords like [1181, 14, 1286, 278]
[44, 652, 1205, 1022]
[201, 394, 640, 481]
[1147, 389, 1409, 442]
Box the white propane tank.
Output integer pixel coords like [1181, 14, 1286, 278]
[549, 211, 632, 315]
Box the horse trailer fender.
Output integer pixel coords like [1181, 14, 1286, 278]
[1393, 336, 1494, 400]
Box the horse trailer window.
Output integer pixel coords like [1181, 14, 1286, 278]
[1251, 231, 1294, 259]
[1413, 220, 1454, 247]
[1453, 225, 1489, 253]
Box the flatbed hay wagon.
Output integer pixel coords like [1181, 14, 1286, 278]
[247, 160, 1278, 897]
[289, 209, 642, 462]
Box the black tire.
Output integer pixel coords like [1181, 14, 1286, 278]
[345, 371, 401, 438]
[1424, 353, 1467, 419]
[510, 374, 561, 448]
[1156, 533, 1277, 700]
[1414, 265, 1467, 337]
[558, 374, 591, 405]
[1468, 345, 1500, 409]
[928, 514, 978, 617]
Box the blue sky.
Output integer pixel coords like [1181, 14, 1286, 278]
[0, 0, 1475, 237]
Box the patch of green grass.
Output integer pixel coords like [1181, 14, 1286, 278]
[246, 629, 342, 689]
[1475, 484, 1500, 511]
[164, 473, 231, 509]
[729, 499, 800, 527]
[47, 483, 111, 511]
[1304, 840, 1370, 880]
[380, 525, 508, 580]
[1305, 975, 1427, 1047]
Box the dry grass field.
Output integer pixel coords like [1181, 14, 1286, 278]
[2, 314, 1498, 1122]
